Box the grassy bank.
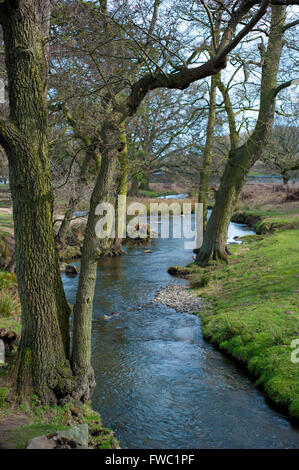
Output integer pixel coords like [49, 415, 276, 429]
[232, 206, 299, 234]
[172, 211, 299, 422]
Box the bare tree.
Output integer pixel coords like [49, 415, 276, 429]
[262, 121, 299, 183]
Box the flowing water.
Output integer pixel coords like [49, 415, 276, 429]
[62, 216, 299, 449]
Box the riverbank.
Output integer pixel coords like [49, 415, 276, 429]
[0, 273, 118, 449]
[169, 211, 299, 422]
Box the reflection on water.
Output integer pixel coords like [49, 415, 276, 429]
[62, 216, 299, 449]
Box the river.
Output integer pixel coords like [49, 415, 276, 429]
[62, 215, 299, 449]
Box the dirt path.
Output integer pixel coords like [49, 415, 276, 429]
[0, 412, 31, 449]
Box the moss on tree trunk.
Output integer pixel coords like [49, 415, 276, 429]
[0, 2, 75, 403]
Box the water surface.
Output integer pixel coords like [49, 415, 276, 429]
[62, 217, 299, 449]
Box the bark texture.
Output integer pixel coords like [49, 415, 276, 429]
[71, 116, 119, 401]
[0, 1, 74, 403]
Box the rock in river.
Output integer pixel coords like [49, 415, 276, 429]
[65, 264, 80, 276]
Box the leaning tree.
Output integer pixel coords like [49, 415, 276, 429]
[196, 3, 299, 265]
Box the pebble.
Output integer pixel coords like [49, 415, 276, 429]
[154, 285, 204, 314]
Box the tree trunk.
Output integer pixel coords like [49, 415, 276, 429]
[113, 121, 128, 254]
[71, 117, 119, 401]
[139, 175, 150, 191]
[198, 73, 218, 230]
[197, 146, 249, 264]
[0, 2, 74, 403]
[196, 5, 286, 266]
[282, 173, 290, 185]
[129, 176, 140, 196]
[56, 202, 77, 248]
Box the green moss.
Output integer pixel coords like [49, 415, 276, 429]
[188, 227, 299, 421]
[82, 404, 119, 449]
[167, 265, 198, 277]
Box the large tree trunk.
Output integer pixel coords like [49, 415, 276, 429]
[196, 5, 286, 266]
[71, 117, 119, 401]
[198, 73, 218, 230]
[197, 145, 250, 264]
[0, 2, 74, 403]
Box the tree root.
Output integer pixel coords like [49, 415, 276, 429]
[71, 368, 96, 404]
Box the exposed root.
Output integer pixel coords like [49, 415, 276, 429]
[196, 244, 229, 266]
[8, 349, 76, 405]
[71, 367, 96, 404]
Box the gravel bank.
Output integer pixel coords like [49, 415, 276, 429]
[154, 285, 204, 314]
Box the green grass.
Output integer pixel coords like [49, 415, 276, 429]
[0, 295, 19, 318]
[0, 316, 21, 333]
[187, 227, 299, 421]
[82, 405, 119, 449]
[232, 208, 299, 234]
[138, 189, 179, 198]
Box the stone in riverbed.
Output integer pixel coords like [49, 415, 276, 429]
[65, 264, 80, 276]
[154, 285, 203, 314]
